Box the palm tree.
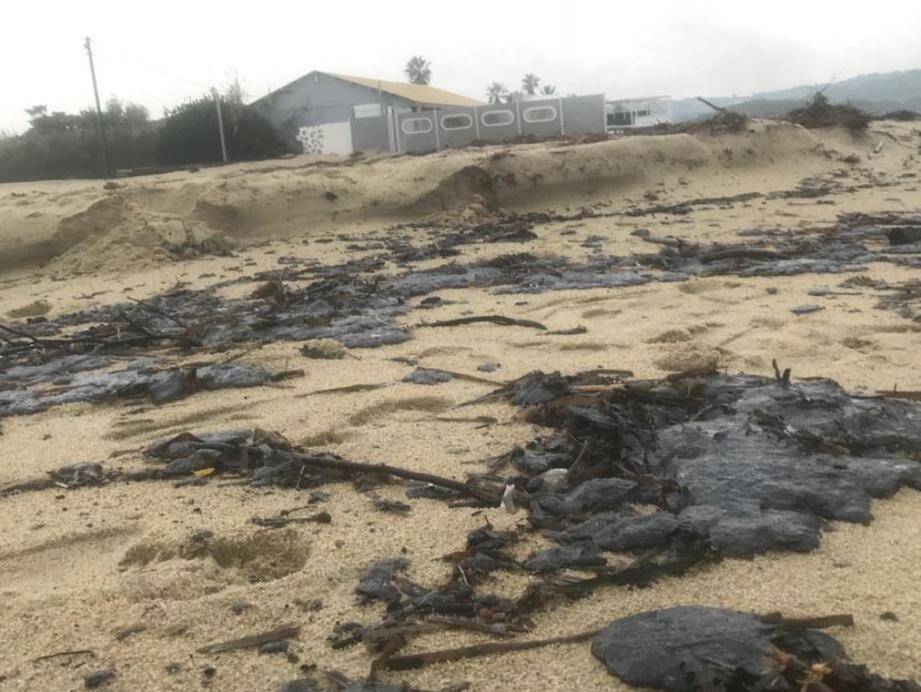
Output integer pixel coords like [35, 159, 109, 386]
[486, 82, 508, 104]
[404, 56, 432, 85]
[540, 84, 558, 96]
[522, 73, 540, 96]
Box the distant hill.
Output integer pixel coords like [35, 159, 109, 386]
[672, 69, 921, 121]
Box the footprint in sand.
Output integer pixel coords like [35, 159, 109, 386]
[347, 395, 452, 427]
[0, 526, 140, 599]
[117, 528, 310, 601]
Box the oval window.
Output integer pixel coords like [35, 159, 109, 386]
[481, 110, 515, 127]
[441, 113, 473, 131]
[523, 106, 557, 123]
[401, 117, 433, 135]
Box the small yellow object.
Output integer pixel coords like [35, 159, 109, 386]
[193, 467, 215, 478]
[799, 662, 832, 692]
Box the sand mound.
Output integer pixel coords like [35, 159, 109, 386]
[652, 341, 733, 372]
[0, 119, 880, 277]
[407, 165, 499, 215]
[52, 194, 128, 251]
[192, 195, 244, 230]
[47, 196, 236, 274]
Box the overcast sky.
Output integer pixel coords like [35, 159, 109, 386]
[3, 0, 920, 132]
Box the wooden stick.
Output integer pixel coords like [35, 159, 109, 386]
[697, 96, 731, 114]
[873, 390, 921, 402]
[412, 368, 505, 386]
[196, 624, 300, 654]
[759, 612, 854, 630]
[415, 315, 547, 331]
[290, 453, 500, 503]
[33, 649, 96, 663]
[377, 627, 602, 671]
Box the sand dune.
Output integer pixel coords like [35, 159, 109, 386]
[0, 120, 868, 276]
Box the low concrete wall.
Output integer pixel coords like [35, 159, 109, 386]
[394, 94, 607, 153]
[562, 94, 606, 135]
[437, 108, 479, 149]
[351, 115, 391, 152]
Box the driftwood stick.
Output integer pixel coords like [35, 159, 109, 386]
[411, 368, 505, 386]
[196, 624, 300, 654]
[700, 248, 786, 263]
[306, 382, 390, 396]
[697, 96, 731, 114]
[873, 390, 921, 402]
[33, 649, 96, 663]
[758, 612, 854, 630]
[377, 627, 602, 671]
[415, 315, 547, 331]
[290, 453, 500, 503]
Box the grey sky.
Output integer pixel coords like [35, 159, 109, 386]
[3, 0, 920, 132]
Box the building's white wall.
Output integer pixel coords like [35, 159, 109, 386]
[296, 121, 353, 155]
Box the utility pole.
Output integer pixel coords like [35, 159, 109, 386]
[84, 37, 111, 179]
[212, 88, 228, 163]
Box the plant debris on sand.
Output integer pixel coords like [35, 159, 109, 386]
[786, 93, 871, 131]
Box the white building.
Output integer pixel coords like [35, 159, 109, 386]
[605, 96, 672, 130]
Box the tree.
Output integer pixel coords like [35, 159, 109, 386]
[24, 105, 48, 119]
[540, 84, 558, 96]
[522, 73, 540, 96]
[1, 78, 284, 182]
[223, 70, 247, 107]
[404, 56, 432, 85]
[486, 82, 508, 105]
[0, 99, 157, 182]
[157, 92, 283, 166]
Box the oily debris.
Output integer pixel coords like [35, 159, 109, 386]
[330, 367, 920, 679]
[592, 606, 919, 691]
[0, 357, 275, 417]
[2, 210, 919, 421]
[498, 368, 921, 561]
[402, 369, 453, 385]
[301, 338, 350, 360]
[371, 604, 914, 692]
[83, 668, 117, 689]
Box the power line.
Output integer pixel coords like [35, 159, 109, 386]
[91, 40, 212, 91]
[78, 38, 233, 166]
[91, 53, 200, 106]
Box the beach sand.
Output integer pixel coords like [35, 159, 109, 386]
[1, 119, 919, 690]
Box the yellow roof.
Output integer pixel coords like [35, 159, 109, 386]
[330, 73, 483, 108]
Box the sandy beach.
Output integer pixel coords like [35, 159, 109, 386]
[1, 119, 920, 691]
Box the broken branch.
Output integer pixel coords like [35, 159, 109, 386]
[196, 624, 300, 654]
[289, 452, 501, 504]
[415, 315, 547, 330]
[377, 627, 601, 671]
